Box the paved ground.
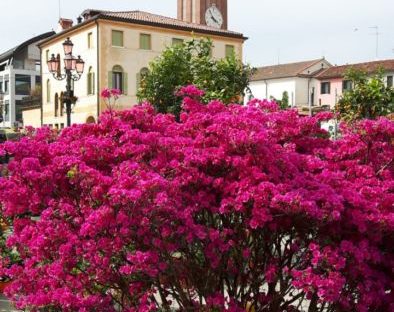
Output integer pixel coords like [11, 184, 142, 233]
[0, 296, 17, 312]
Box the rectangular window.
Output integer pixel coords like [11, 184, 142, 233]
[387, 75, 393, 88]
[321, 82, 331, 94]
[225, 45, 235, 57]
[140, 34, 151, 50]
[15, 100, 23, 122]
[342, 80, 352, 92]
[0, 81, 3, 92]
[88, 32, 93, 49]
[4, 100, 9, 121]
[112, 30, 124, 47]
[172, 38, 184, 46]
[87, 72, 95, 95]
[112, 72, 123, 92]
[4, 80, 9, 95]
[60, 123, 65, 129]
[15, 74, 31, 95]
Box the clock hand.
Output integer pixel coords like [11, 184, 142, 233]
[209, 11, 218, 23]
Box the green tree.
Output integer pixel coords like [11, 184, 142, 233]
[280, 91, 289, 109]
[336, 68, 394, 121]
[137, 38, 253, 116]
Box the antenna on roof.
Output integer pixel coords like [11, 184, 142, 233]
[58, 0, 61, 19]
[369, 26, 381, 59]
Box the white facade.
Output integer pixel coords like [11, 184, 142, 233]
[0, 61, 40, 128]
[247, 59, 331, 108]
[248, 78, 296, 106]
[0, 32, 54, 128]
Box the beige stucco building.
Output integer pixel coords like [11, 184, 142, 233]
[40, 4, 246, 128]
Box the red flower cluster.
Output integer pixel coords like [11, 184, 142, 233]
[0, 91, 392, 311]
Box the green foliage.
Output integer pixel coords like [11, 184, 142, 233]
[336, 68, 394, 121]
[280, 91, 289, 109]
[137, 38, 253, 116]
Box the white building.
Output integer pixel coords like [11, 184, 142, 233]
[0, 32, 54, 128]
[247, 59, 332, 107]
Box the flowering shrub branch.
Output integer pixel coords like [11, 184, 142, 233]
[0, 89, 392, 311]
[101, 88, 121, 114]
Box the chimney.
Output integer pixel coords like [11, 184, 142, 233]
[58, 18, 73, 31]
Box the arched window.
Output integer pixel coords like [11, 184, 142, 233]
[87, 67, 95, 95]
[86, 116, 96, 124]
[46, 79, 51, 103]
[54, 93, 59, 117]
[109, 65, 127, 94]
[136, 67, 149, 92]
[60, 92, 64, 116]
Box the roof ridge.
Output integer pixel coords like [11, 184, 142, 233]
[255, 58, 324, 70]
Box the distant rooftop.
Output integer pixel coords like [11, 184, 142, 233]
[251, 59, 326, 81]
[0, 31, 55, 63]
[316, 59, 394, 79]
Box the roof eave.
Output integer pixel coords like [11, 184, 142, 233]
[39, 14, 246, 47]
[98, 15, 247, 40]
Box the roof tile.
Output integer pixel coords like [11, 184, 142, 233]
[251, 59, 325, 81]
[316, 59, 394, 79]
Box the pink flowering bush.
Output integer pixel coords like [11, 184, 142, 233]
[0, 91, 393, 311]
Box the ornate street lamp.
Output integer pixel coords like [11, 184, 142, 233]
[47, 37, 85, 127]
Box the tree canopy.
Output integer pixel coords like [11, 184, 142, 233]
[336, 68, 394, 121]
[137, 38, 253, 117]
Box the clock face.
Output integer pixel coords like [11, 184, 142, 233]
[205, 5, 223, 29]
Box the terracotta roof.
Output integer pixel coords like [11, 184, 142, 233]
[40, 10, 246, 46]
[316, 59, 394, 80]
[251, 59, 326, 81]
[99, 11, 245, 38]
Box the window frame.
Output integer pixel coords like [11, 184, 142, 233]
[87, 67, 95, 95]
[342, 80, 352, 92]
[139, 33, 152, 50]
[172, 38, 184, 46]
[225, 44, 235, 58]
[321, 82, 331, 95]
[387, 75, 393, 88]
[112, 30, 124, 47]
[87, 32, 93, 49]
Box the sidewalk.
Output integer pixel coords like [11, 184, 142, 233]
[0, 296, 17, 312]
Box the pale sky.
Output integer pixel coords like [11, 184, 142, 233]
[1, 0, 393, 67]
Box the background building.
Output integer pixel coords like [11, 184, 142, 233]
[248, 59, 331, 108]
[41, 0, 245, 128]
[315, 59, 394, 108]
[0, 32, 54, 128]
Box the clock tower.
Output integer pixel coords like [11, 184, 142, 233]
[177, 0, 228, 30]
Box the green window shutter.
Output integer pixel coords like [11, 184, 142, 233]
[136, 72, 141, 92]
[112, 30, 123, 47]
[87, 73, 90, 94]
[122, 73, 128, 95]
[140, 34, 151, 50]
[92, 73, 95, 95]
[225, 45, 235, 57]
[172, 38, 183, 46]
[108, 71, 113, 89]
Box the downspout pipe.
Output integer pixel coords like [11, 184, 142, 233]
[308, 78, 312, 116]
[95, 19, 100, 121]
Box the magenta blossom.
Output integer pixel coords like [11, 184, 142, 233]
[0, 94, 392, 311]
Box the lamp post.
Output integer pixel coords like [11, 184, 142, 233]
[47, 37, 85, 127]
